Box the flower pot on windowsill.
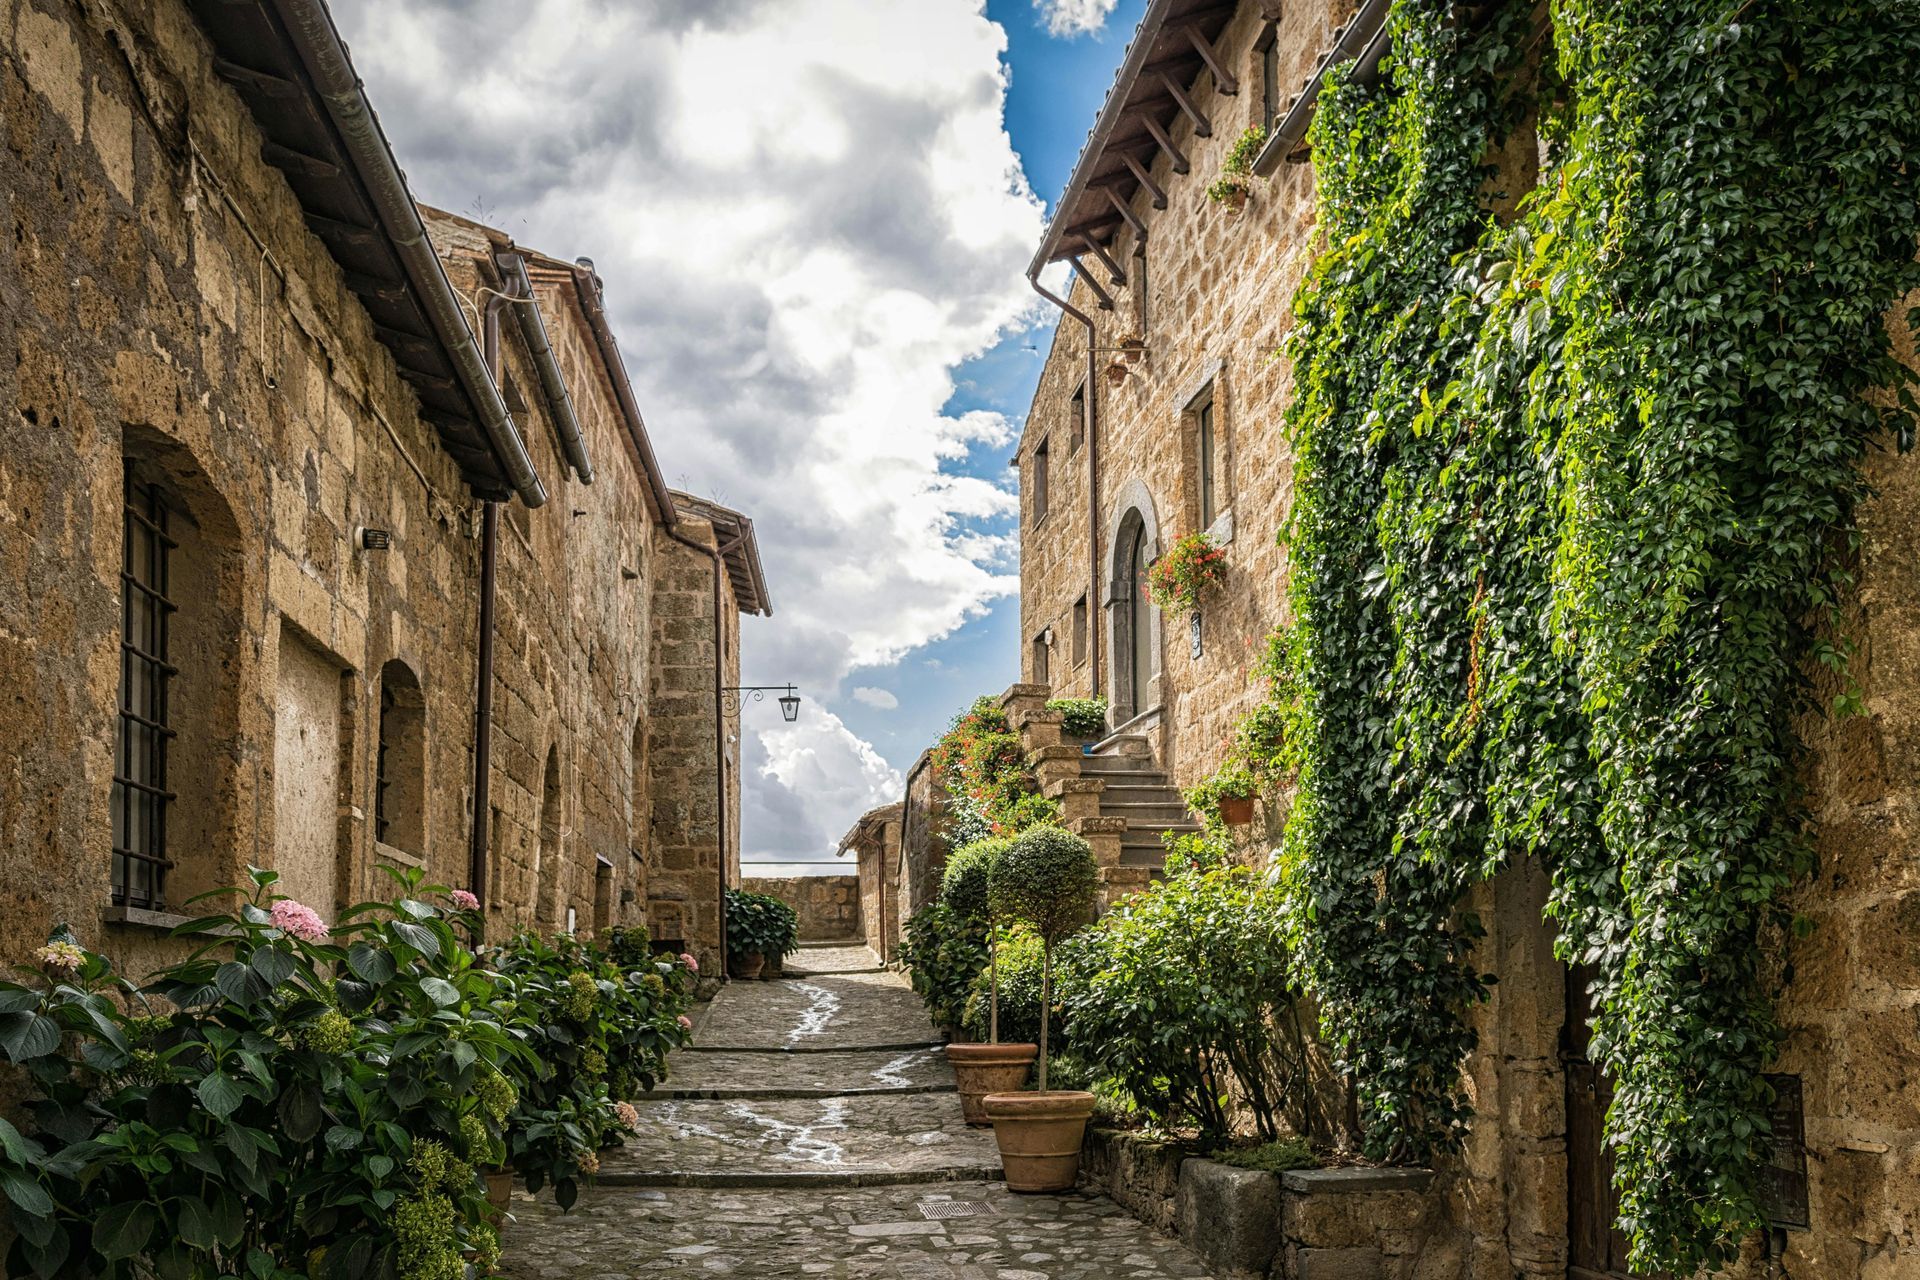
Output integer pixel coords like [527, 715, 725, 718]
[947, 1042, 1038, 1127]
[984, 1090, 1096, 1191]
[729, 950, 765, 980]
[1219, 793, 1256, 826]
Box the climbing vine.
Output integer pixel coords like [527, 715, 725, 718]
[1282, 0, 1920, 1271]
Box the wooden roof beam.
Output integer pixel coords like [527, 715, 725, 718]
[1158, 71, 1212, 137]
[1180, 24, 1238, 95]
[1099, 184, 1149, 241]
[1138, 113, 1189, 174]
[1079, 234, 1128, 287]
[1057, 212, 1123, 245]
[1120, 151, 1167, 210]
[1067, 255, 1115, 311]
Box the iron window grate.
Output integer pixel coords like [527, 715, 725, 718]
[112, 476, 177, 911]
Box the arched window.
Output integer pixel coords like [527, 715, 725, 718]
[375, 660, 425, 856]
[534, 746, 562, 927]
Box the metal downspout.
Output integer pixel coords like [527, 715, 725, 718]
[272, 0, 546, 509]
[666, 525, 739, 975]
[469, 291, 513, 920]
[1027, 270, 1101, 701]
[498, 253, 595, 484]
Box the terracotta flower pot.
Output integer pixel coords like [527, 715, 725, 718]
[1219, 793, 1256, 826]
[484, 1167, 514, 1226]
[1104, 361, 1129, 387]
[1223, 185, 1249, 212]
[983, 1090, 1096, 1192]
[945, 1042, 1037, 1126]
[730, 950, 765, 980]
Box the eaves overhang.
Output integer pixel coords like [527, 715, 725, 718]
[188, 0, 545, 506]
[671, 491, 772, 618]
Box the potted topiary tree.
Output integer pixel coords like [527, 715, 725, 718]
[981, 824, 1099, 1192]
[724, 889, 797, 980]
[939, 838, 1035, 1125]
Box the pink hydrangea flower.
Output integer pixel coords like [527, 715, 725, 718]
[450, 889, 480, 912]
[676, 1015, 693, 1032]
[678, 952, 698, 974]
[35, 941, 86, 974]
[269, 899, 329, 942]
[613, 1101, 641, 1132]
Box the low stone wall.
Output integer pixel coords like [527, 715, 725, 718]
[741, 875, 861, 942]
[1080, 1128, 1443, 1279]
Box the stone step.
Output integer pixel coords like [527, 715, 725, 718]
[652, 1047, 955, 1097]
[1080, 766, 1172, 789]
[1101, 800, 1193, 823]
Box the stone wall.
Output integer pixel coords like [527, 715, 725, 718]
[644, 509, 743, 972]
[837, 802, 902, 960]
[0, 0, 719, 980]
[1018, 0, 1920, 1275]
[740, 875, 861, 943]
[897, 751, 950, 929]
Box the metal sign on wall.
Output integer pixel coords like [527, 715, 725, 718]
[1189, 611, 1203, 660]
[1758, 1073, 1810, 1230]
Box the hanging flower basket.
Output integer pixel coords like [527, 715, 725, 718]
[1146, 531, 1227, 613]
[1218, 792, 1256, 826]
[1104, 360, 1130, 387]
[1117, 335, 1146, 362]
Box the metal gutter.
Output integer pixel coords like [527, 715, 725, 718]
[271, 0, 547, 508]
[498, 253, 594, 485]
[1026, 0, 1180, 279]
[1028, 270, 1103, 701]
[1251, 0, 1392, 176]
[569, 264, 679, 528]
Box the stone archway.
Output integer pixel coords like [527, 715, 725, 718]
[1104, 478, 1162, 726]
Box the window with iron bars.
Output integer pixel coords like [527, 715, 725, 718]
[113, 475, 177, 910]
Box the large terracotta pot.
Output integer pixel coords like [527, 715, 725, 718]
[484, 1168, 514, 1226]
[945, 1042, 1037, 1126]
[983, 1090, 1095, 1192]
[1219, 793, 1256, 826]
[730, 950, 765, 980]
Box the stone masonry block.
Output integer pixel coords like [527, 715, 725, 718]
[1291, 1247, 1384, 1280]
[1175, 1158, 1283, 1276]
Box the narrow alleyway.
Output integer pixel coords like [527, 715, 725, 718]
[498, 944, 1220, 1277]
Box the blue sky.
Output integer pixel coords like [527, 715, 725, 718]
[822, 0, 1151, 788]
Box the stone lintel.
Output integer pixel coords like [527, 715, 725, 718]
[1280, 1167, 1434, 1195]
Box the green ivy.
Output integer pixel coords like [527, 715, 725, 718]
[1281, 0, 1920, 1270]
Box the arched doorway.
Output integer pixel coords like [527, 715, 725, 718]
[1104, 482, 1161, 725]
[1124, 521, 1152, 714]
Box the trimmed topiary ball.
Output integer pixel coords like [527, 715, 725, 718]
[940, 837, 1007, 922]
[989, 825, 1097, 945]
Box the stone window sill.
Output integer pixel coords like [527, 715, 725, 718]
[1205, 507, 1235, 546]
[374, 839, 426, 869]
[102, 904, 201, 933]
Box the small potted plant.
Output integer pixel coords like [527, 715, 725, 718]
[1045, 696, 1109, 749]
[1208, 124, 1267, 214]
[981, 824, 1099, 1192]
[1146, 530, 1228, 614]
[939, 838, 1035, 1125]
[724, 889, 797, 980]
[1191, 761, 1258, 827]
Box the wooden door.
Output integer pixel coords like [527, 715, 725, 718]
[1126, 527, 1151, 712]
[1564, 966, 1661, 1280]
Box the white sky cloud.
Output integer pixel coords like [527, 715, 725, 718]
[1034, 0, 1119, 37]
[332, 0, 1045, 867]
[851, 687, 900, 710]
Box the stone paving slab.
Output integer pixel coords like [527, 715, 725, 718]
[698, 971, 938, 1052]
[648, 1047, 954, 1099]
[498, 1181, 1220, 1277]
[783, 944, 886, 975]
[603, 1093, 998, 1186]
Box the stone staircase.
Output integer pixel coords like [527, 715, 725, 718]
[999, 684, 1199, 902]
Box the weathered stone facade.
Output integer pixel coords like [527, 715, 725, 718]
[836, 802, 902, 960]
[0, 0, 763, 981]
[1017, 1, 1920, 1276]
[739, 874, 861, 943]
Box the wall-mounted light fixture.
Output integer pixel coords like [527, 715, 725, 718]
[723, 684, 803, 723]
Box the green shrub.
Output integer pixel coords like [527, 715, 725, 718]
[723, 889, 798, 963]
[899, 901, 988, 1031]
[1045, 697, 1109, 739]
[1057, 862, 1314, 1142]
[1212, 1137, 1317, 1173]
[0, 867, 695, 1280]
[988, 825, 1097, 1088]
[930, 697, 1059, 841]
[960, 927, 1053, 1045]
[940, 838, 1006, 922]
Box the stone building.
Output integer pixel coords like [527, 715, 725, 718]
[836, 802, 903, 961]
[643, 492, 769, 963]
[0, 0, 761, 977]
[1014, 0, 1920, 1277]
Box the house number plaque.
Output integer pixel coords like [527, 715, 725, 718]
[1758, 1073, 1809, 1230]
[1189, 611, 1203, 660]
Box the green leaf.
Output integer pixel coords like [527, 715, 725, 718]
[347, 942, 396, 984]
[0, 1013, 60, 1062]
[0, 1169, 54, 1219]
[197, 1072, 243, 1121]
[176, 1194, 216, 1249]
[324, 1125, 363, 1153]
[418, 977, 460, 1008]
[92, 1201, 157, 1261]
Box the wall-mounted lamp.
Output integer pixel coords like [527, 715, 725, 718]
[722, 684, 803, 723]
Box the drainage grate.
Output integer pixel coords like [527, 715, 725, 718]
[917, 1200, 994, 1220]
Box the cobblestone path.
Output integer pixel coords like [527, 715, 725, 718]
[498, 943, 1219, 1277]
